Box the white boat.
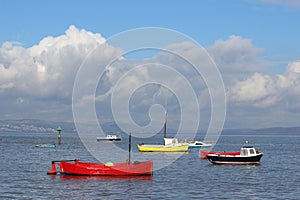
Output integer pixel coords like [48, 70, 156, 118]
[188, 141, 212, 149]
[96, 135, 121, 141]
[206, 141, 263, 165]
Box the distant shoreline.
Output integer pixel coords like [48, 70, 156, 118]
[0, 119, 299, 135]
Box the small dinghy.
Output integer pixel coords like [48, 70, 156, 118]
[35, 144, 56, 148]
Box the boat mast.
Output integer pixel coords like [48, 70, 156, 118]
[128, 132, 131, 164]
[163, 112, 167, 138]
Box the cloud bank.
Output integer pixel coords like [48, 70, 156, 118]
[0, 25, 299, 128]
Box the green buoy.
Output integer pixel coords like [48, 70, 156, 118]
[57, 126, 62, 144]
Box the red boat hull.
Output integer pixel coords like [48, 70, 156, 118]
[58, 160, 153, 176]
[200, 149, 240, 159]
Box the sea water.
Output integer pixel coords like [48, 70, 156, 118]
[0, 132, 299, 199]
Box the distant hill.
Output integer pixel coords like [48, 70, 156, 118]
[248, 126, 300, 134]
[222, 127, 300, 135]
[0, 119, 76, 133]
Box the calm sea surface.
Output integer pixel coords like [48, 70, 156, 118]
[0, 132, 299, 199]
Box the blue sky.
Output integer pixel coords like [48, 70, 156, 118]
[1, 0, 300, 129]
[0, 0, 299, 75]
[1, 0, 299, 62]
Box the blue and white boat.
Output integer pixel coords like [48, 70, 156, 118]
[35, 144, 56, 148]
[188, 141, 212, 149]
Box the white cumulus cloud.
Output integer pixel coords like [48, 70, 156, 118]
[0, 25, 121, 120]
[228, 61, 300, 108]
[0, 25, 109, 99]
[229, 72, 274, 102]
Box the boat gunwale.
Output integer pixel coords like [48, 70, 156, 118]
[207, 152, 263, 158]
[58, 160, 153, 176]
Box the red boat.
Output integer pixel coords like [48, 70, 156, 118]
[47, 133, 153, 176]
[47, 159, 153, 176]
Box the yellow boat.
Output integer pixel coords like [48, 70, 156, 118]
[137, 142, 189, 152]
[137, 137, 189, 152]
[137, 112, 189, 152]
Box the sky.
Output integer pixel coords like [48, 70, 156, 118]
[1, 0, 300, 130]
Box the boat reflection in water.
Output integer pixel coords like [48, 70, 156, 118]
[49, 173, 153, 198]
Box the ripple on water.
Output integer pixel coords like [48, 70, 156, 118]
[0, 133, 299, 199]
